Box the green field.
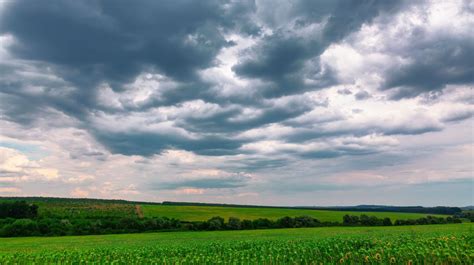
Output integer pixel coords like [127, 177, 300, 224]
[0, 198, 138, 219]
[0, 224, 472, 264]
[141, 204, 447, 222]
[1, 197, 449, 222]
[36, 201, 137, 219]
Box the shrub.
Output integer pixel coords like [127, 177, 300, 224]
[207, 216, 225, 230]
[1, 219, 39, 237]
[227, 217, 241, 230]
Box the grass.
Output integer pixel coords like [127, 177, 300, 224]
[141, 204, 447, 222]
[0, 224, 472, 264]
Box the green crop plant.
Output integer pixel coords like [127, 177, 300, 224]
[0, 223, 472, 264]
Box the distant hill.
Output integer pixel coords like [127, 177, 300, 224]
[161, 202, 461, 215]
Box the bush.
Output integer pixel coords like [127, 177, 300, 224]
[294, 216, 320, 227]
[252, 218, 274, 229]
[227, 217, 241, 230]
[241, 219, 253, 230]
[1, 219, 39, 237]
[277, 216, 294, 228]
[383, 217, 392, 226]
[207, 216, 225, 230]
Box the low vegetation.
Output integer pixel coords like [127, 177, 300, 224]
[0, 199, 470, 263]
[0, 201, 463, 237]
[0, 201, 38, 219]
[0, 224, 471, 264]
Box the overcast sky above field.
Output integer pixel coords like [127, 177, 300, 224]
[0, 0, 473, 206]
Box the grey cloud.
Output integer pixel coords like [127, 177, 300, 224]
[178, 97, 317, 134]
[0, 0, 470, 164]
[153, 175, 250, 190]
[93, 131, 245, 156]
[301, 145, 380, 159]
[0, 0, 231, 86]
[337, 88, 352, 95]
[440, 110, 473, 123]
[227, 157, 290, 171]
[384, 41, 474, 99]
[283, 121, 442, 145]
[233, 0, 404, 97]
[69, 149, 106, 161]
[354, 90, 371, 100]
[232, 33, 321, 96]
[0, 0, 244, 121]
[0, 0, 322, 158]
[374, 3, 474, 99]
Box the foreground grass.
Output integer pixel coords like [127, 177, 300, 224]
[0, 224, 472, 264]
[141, 204, 447, 222]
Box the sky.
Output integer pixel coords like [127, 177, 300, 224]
[0, 0, 472, 206]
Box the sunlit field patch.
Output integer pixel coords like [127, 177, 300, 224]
[141, 204, 447, 222]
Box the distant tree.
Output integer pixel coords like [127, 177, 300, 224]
[383, 217, 392, 226]
[359, 214, 370, 226]
[294, 216, 319, 227]
[342, 215, 359, 226]
[119, 217, 140, 230]
[241, 219, 253, 229]
[277, 216, 295, 228]
[207, 216, 225, 230]
[227, 217, 241, 230]
[252, 218, 274, 229]
[0, 201, 38, 219]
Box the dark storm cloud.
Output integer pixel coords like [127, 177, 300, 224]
[0, 0, 232, 86]
[383, 39, 474, 99]
[93, 131, 245, 156]
[232, 32, 326, 96]
[0, 0, 251, 120]
[0, 64, 89, 128]
[233, 0, 405, 97]
[0, 0, 255, 156]
[0, 0, 471, 161]
[176, 96, 317, 134]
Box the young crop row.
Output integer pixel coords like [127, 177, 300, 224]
[1, 232, 472, 264]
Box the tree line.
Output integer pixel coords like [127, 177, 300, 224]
[454, 211, 474, 222]
[342, 214, 462, 226]
[0, 201, 464, 237]
[0, 201, 38, 219]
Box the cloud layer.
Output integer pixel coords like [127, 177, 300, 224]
[0, 0, 472, 205]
